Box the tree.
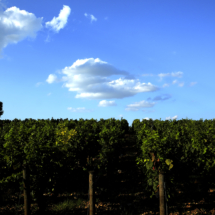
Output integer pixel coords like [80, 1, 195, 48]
[0, 101, 4, 118]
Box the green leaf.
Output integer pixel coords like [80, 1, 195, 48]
[165, 159, 173, 170]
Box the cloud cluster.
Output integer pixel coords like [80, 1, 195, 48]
[42, 57, 196, 119]
[0, 5, 98, 57]
[84, 13, 97, 23]
[0, 4, 197, 121]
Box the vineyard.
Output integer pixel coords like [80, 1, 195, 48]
[0, 133, 215, 215]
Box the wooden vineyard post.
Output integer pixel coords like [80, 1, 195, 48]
[89, 170, 95, 215]
[87, 156, 95, 215]
[23, 162, 31, 215]
[159, 171, 166, 215]
[151, 153, 168, 215]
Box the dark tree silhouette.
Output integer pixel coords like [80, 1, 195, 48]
[0, 101, 4, 118]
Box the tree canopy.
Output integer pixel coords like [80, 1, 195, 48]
[0, 102, 4, 118]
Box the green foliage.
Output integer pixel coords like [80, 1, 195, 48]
[0, 117, 130, 204]
[135, 117, 215, 201]
[54, 121, 77, 148]
[0, 117, 214, 207]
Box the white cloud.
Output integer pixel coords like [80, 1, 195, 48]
[172, 80, 178, 85]
[189, 82, 197, 87]
[143, 115, 178, 121]
[178, 82, 185, 87]
[141, 72, 183, 81]
[164, 115, 178, 121]
[84, 13, 97, 23]
[142, 72, 193, 89]
[67, 107, 94, 113]
[0, 6, 43, 58]
[35, 82, 44, 87]
[45, 5, 71, 33]
[98, 100, 117, 107]
[157, 71, 183, 81]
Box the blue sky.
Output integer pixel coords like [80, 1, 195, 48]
[0, 0, 215, 127]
